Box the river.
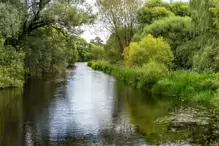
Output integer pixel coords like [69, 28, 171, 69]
[0, 62, 218, 146]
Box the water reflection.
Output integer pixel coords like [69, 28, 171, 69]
[0, 89, 23, 146]
[0, 62, 218, 146]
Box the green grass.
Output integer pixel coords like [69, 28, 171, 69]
[88, 60, 219, 104]
[152, 71, 219, 103]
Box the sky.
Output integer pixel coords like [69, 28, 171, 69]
[80, 0, 190, 43]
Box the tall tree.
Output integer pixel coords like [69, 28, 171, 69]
[190, 0, 216, 34]
[3, 0, 94, 46]
[96, 0, 142, 53]
[90, 37, 104, 46]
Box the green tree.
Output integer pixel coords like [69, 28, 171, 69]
[169, 2, 190, 17]
[137, 6, 174, 25]
[21, 27, 75, 77]
[89, 43, 104, 60]
[134, 16, 192, 54]
[0, 3, 23, 39]
[190, 0, 216, 34]
[97, 0, 142, 53]
[90, 37, 104, 46]
[2, 0, 93, 46]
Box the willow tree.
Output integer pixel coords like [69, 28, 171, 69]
[190, 0, 216, 34]
[97, 0, 143, 53]
[2, 0, 94, 46]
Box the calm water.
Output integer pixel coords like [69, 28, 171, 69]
[0, 62, 218, 146]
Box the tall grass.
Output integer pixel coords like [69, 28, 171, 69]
[152, 71, 219, 103]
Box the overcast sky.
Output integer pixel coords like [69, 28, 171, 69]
[80, 0, 189, 43]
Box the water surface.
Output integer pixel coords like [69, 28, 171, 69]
[0, 63, 218, 145]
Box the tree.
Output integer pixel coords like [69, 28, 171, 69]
[170, 2, 190, 17]
[90, 37, 104, 46]
[137, 6, 175, 25]
[89, 43, 104, 60]
[134, 16, 192, 54]
[190, 0, 216, 34]
[3, 0, 94, 46]
[0, 3, 23, 39]
[97, 0, 142, 53]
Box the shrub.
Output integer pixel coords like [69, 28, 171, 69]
[137, 61, 169, 89]
[0, 41, 25, 88]
[124, 35, 173, 67]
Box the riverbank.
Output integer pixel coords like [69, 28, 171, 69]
[88, 60, 219, 105]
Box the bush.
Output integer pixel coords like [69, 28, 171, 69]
[137, 61, 169, 89]
[124, 35, 173, 67]
[0, 41, 25, 88]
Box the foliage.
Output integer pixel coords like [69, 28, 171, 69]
[74, 37, 91, 62]
[89, 43, 105, 60]
[142, 0, 169, 9]
[21, 27, 75, 77]
[169, 2, 190, 17]
[134, 16, 192, 53]
[0, 41, 24, 88]
[190, 0, 216, 34]
[175, 37, 202, 69]
[0, 3, 23, 39]
[124, 35, 173, 67]
[137, 61, 169, 88]
[152, 71, 219, 102]
[97, 0, 142, 52]
[137, 6, 175, 25]
[192, 37, 219, 72]
[90, 37, 104, 46]
[105, 48, 122, 64]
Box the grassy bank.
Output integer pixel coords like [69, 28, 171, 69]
[88, 60, 219, 104]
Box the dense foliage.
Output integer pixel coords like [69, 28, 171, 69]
[0, 41, 24, 88]
[124, 35, 173, 67]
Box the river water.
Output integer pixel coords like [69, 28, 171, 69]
[0, 62, 218, 146]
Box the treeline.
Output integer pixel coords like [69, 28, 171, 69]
[89, 0, 219, 104]
[0, 0, 105, 88]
